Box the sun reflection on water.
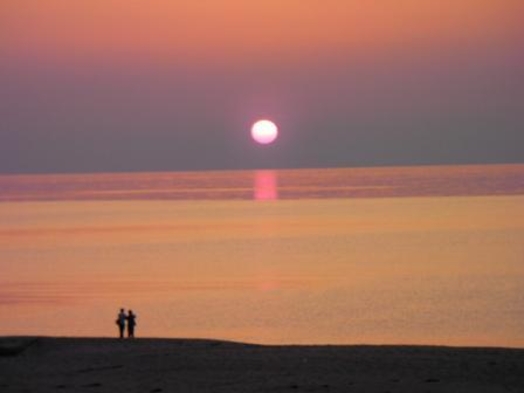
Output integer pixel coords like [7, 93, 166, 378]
[253, 170, 278, 201]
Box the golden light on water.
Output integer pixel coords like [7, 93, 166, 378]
[0, 166, 523, 346]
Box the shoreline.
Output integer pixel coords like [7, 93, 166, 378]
[2, 335, 524, 351]
[1, 337, 523, 392]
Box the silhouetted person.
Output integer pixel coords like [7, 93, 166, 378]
[116, 308, 126, 339]
[127, 310, 137, 338]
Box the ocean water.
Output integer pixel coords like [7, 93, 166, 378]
[0, 164, 523, 347]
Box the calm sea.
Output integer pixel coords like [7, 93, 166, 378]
[1, 164, 523, 346]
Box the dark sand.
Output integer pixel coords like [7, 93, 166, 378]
[1, 337, 523, 392]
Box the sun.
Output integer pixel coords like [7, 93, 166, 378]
[251, 120, 278, 145]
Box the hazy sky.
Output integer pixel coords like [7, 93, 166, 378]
[1, 0, 523, 173]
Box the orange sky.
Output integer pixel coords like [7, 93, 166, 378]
[2, 0, 523, 64]
[1, 0, 523, 172]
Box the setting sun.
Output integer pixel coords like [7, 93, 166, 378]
[251, 120, 278, 145]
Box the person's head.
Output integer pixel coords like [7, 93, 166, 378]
[120, 308, 124, 312]
[128, 310, 133, 315]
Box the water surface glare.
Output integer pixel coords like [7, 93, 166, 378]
[0, 165, 523, 347]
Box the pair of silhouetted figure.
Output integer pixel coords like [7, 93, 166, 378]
[116, 308, 137, 339]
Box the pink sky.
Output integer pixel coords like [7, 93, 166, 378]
[1, 1, 523, 172]
[2, 1, 521, 62]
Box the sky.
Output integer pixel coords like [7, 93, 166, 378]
[1, 0, 523, 173]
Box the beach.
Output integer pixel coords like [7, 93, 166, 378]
[2, 0, 523, 390]
[1, 337, 523, 392]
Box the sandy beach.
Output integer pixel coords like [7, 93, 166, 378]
[1, 337, 523, 392]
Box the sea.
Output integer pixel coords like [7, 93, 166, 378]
[1, 164, 523, 347]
